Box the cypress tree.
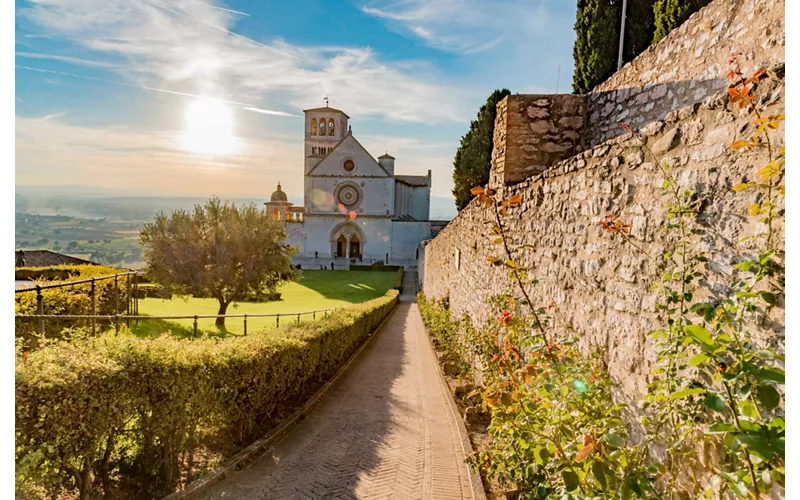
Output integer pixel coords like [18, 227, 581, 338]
[452, 89, 511, 211]
[652, 0, 712, 43]
[572, 0, 622, 94]
[624, 0, 655, 63]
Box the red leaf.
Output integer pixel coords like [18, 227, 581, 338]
[576, 444, 594, 462]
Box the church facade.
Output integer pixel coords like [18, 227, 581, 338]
[265, 106, 432, 263]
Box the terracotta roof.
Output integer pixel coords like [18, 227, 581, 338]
[303, 107, 349, 118]
[394, 175, 428, 187]
[15, 250, 99, 268]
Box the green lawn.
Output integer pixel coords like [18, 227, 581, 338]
[132, 270, 399, 337]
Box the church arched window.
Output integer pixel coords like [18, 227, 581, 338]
[328, 118, 335, 136]
[311, 118, 317, 135]
[319, 119, 326, 136]
[273, 209, 279, 221]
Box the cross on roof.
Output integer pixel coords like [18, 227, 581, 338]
[324, 96, 329, 107]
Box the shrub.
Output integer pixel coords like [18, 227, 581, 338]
[16, 289, 399, 499]
[15, 265, 131, 345]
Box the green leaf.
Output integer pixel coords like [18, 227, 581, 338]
[707, 423, 738, 434]
[737, 434, 774, 461]
[689, 354, 709, 366]
[562, 470, 579, 492]
[534, 446, 550, 466]
[605, 433, 624, 449]
[759, 291, 777, 305]
[739, 400, 759, 419]
[756, 384, 781, 409]
[669, 387, 705, 400]
[592, 460, 608, 490]
[685, 324, 714, 347]
[719, 472, 750, 499]
[755, 367, 785, 384]
[703, 392, 727, 412]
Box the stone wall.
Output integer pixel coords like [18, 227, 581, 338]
[422, 74, 785, 400]
[490, 94, 586, 188]
[587, 0, 784, 146]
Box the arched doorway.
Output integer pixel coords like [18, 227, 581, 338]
[329, 222, 365, 258]
[349, 234, 360, 259]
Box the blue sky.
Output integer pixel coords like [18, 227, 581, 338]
[15, 0, 577, 219]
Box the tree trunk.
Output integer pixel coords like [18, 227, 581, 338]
[216, 300, 230, 327]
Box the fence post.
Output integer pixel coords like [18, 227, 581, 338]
[133, 273, 139, 325]
[36, 286, 44, 336]
[276, 314, 280, 327]
[313, 311, 316, 320]
[244, 314, 248, 336]
[126, 274, 131, 326]
[115, 315, 120, 336]
[114, 275, 119, 316]
[193, 315, 198, 338]
[91, 278, 97, 336]
[297, 313, 300, 324]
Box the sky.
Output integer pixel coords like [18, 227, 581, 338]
[15, 0, 578, 219]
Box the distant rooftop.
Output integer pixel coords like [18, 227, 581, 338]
[394, 175, 427, 187]
[15, 249, 99, 268]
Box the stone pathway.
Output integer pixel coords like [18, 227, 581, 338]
[198, 272, 477, 500]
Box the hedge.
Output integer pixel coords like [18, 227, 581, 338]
[16, 289, 399, 499]
[15, 265, 131, 345]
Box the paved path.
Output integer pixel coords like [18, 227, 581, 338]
[198, 273, 476, 500]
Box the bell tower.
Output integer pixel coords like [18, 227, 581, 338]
[303, 102, 349, 175]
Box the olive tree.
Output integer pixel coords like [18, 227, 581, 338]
[139, 197, 297, 326]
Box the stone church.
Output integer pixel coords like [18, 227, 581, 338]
[265, 105, 432, 263]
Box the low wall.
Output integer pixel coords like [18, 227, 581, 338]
[423, 76, 784, 399]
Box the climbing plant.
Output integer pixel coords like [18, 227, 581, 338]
[420, 55, 784, 499]
[602, 56, 785, 497]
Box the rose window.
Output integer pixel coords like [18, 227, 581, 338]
[336, 184, 362, 207]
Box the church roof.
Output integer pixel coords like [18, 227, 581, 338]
[270, 183, 288, 202]
[394, 175, 428, 187]
[378, 153, 395, 160]
[303, 106, 349, 118]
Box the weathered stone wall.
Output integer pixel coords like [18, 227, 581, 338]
[587, 0, 785, 146]
[490, 94, 586, 188]
[422, 75, 785, 400]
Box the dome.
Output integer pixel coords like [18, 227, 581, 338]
[270, 183, 288, 202]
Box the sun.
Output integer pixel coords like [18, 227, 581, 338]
[182, 98, 238, 156]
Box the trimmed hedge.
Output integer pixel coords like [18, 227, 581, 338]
[16, 289, 399, 499]
[15, 265, 131, 345]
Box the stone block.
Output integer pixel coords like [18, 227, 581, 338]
[650, 128, 681, 154]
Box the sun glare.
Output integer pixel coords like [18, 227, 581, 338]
[182, 98, 237, 156]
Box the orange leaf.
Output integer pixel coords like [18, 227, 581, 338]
[508, 194, 523, 206]
[576, 444, 594, 462]
[730, 140, 749, 149]
[470, 186, 484, 196]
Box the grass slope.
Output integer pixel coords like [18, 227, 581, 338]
[134, 270, 398, 337]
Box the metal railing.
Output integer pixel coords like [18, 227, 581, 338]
[15, 271, 140, 336]
[14, 270, 362, 337]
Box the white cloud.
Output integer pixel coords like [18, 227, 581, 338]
[16, 51, 119, 68]
[19, 0, 468, 124]
[15, 114, 305, 197]
[360, 0, 549, 54]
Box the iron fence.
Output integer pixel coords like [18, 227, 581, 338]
[15, 271, 140, 336]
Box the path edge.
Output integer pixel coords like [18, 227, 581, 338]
[162, 301, 400, 500]
[415, 305, 488, 500]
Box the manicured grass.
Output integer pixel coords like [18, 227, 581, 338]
[133, 270, 398, 337]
